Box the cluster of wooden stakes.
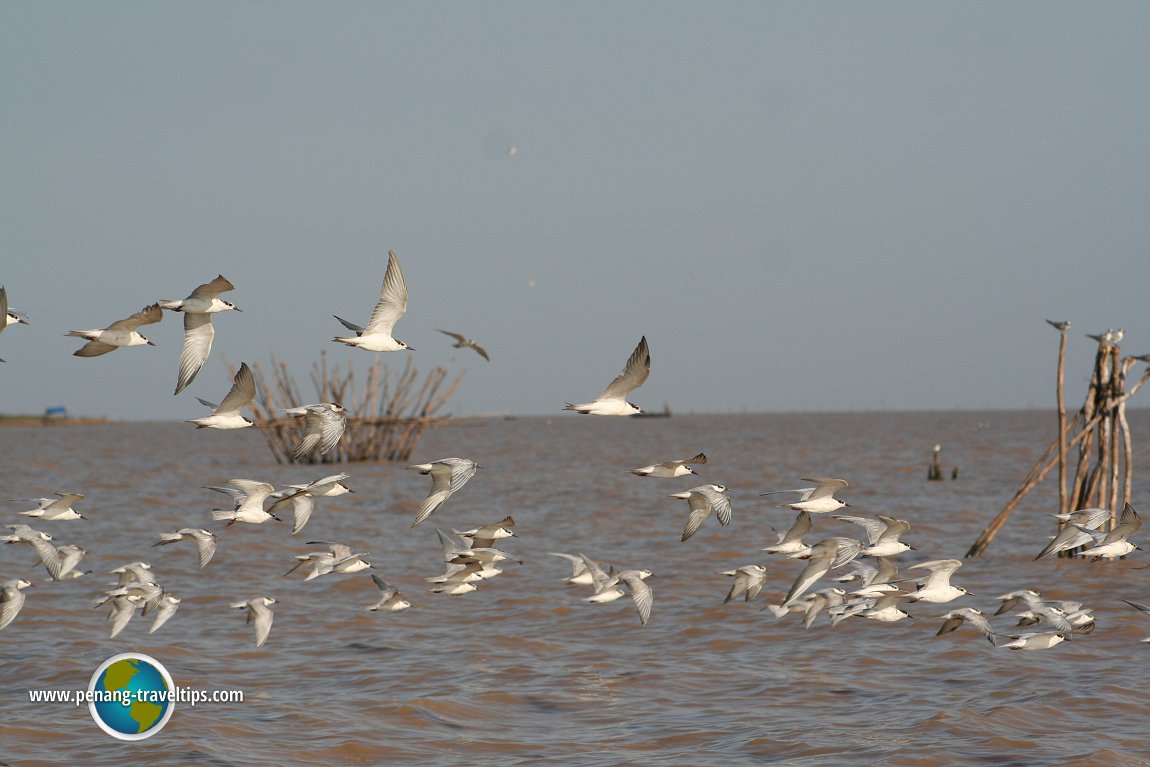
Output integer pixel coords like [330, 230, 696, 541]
[968, 323, 1149, 558]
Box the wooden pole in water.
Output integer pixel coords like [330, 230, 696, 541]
[928, 444, 942, 481]
[1118, 357, 1137, 510]
[1049, 320, 1069, 523]
[965, 338, 1150, 558]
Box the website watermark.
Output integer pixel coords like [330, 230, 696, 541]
[25, 652, 244, 741]
[28, 686, 244, 706]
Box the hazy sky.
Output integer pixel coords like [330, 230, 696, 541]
[2, 2, 1148, 421]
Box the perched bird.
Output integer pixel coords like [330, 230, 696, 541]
[13, 492, 87, 521]
[1035, 507, 1109, 560]
[284, 403, 347, 461]
[160, 275, 242, 395]
[669, 484, 733, 542]
[1087, 329, 1122, 345]
[0, 578, 33, 631]
[935, 607, 996, 644]
[906, 559, 969, 604]
[152, 528, 217, 568]
[1073, 503, 1141, 560]
[436, 329, 490, 361]
[835, 514, 913, 557]
[563, 336, 650, 416]
[761, 478, 850, 514]
[630, 453, 707, 478]
[1045, 319, 1070, 332]
[210, 479, 281, 525]
[231, 597, 276, 647]
[187, 362, 256, 429]
[365, 575, 411, 612]
[67, 303, 163, 357]
[405, 457, 480, 527]
[333, 250, 412, 352]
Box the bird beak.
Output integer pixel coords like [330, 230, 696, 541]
[146, 340, 156, 346]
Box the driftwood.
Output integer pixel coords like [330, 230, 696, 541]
[232, 352, 465, 465]
[966, 328, 1147, 558]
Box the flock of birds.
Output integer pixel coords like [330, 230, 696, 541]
[0, 260, 1147, 652]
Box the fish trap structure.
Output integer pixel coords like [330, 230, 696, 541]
[240, 352, 464, 465]
[967, 326, 1149, 557]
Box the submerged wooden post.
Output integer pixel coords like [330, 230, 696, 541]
[928, 444, 942, 481]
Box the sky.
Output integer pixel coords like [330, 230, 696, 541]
[2, 2, 1149, 421]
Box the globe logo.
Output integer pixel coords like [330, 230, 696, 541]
[88, 653, 175, 740]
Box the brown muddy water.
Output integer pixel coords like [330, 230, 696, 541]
[2, 411, 1149, 766]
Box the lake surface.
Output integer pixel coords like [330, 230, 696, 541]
[2, 411, 1149, 766]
